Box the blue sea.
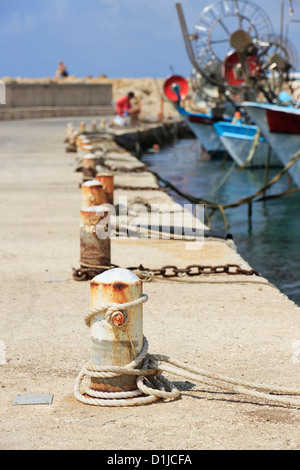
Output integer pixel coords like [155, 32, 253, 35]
[141, 138, 300, 306]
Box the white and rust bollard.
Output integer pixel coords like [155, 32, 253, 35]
[76, 134, 85, 148]
[100, 119, 106, 129]
[74, 268, 161, 406]
[79, 137, 90, 151]
[74, 269, 181, 405]
[96, 174, 114, 205]
[65, 122, 74, 141]
[79, 206, 111, 270]
[91, 120, 97, 132]
[82, 143, 94, 154]
[81, 179, 106, 208]
[89, 269, 145, 392]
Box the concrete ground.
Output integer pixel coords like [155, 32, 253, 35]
[0, 116, 299, 451]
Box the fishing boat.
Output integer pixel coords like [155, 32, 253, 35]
[169, 1, 300, 173]
[240, 102, 300, 187]
[213, 120, 282, 168]
[176, 105, 225, 153]
[163, 74, 226, 153]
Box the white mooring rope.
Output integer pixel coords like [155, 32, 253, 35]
[74, 295, 300, 408]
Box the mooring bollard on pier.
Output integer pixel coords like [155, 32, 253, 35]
[73, 173, 114, 280]
[81, 179, 106, 208]
[82, 152, 96, 179]
[79, 137, 90, 151]
[89, 268, 145, 392]
[79, 206, 111, 272]
[76, 134, 85, 148]
[74, 268, 150, 405]
[91, 120, 97, 132]
[82, 143, 94, 153]
[95, 174, 114, 205]
[74, 268, 180, 406]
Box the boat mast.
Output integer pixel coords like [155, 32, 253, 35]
[175, 2, 225, 90]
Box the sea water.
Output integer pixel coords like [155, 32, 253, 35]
[141, 138, 300, 306]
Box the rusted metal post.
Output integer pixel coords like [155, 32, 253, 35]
[79, 137, 90, 151]
[91, 120, 97, 132]
[81, 179, 106, 208]
[95, 174, 114, 204]
[80, 206, 111, 270]
[82, 144, 94, 153]
[89, 268, 144, 392]
[82, 153, 96, 179]
[158, 97, 164, 120]
[76, 134, 85, 147]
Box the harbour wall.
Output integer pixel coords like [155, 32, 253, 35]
[0, 83, 114, 120]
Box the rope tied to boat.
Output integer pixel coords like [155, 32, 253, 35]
[237, 127, 261, 171]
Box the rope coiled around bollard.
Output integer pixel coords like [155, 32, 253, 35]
[74, 296, 300, 408]
[74, 336, 181, 406]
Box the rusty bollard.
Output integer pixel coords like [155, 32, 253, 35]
[96, 174, 114, 205]
[100, 119, 106, 129]
[73, 268, 161, 406]
[91, 120, 97, 132]
[82, 153, 96, 179]
[81, 179, 106, 208]
[79, 137, 90, 151]
[82, 143, 94, 154]
[74, 269, 180, 405]
[76, 134, 85, 147]
[72, 204, 111, 281]
[79, 205, 111, 270]
[89, 269, 145, 392]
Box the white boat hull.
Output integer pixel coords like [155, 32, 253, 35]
[177, 107, 224, 152]
[219, 135, 277, 167]
[241, 102, 300, 188]
[214, 122, 282, 168]
[183, 116, 224, 152]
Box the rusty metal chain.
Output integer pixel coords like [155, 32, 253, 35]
[96, 159, 149, 173]
[114, 185, 165, 191]
[72, 266, 104, 281]
[128, 264, 260, 278]
[72, 263, 260, 281]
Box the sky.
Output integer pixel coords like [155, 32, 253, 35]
[1, 0, 300, 79]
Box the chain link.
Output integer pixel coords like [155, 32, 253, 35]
[72, 263, 260, 281]
[131, 264, 260, 278]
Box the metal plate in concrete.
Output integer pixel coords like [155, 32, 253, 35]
[13, 394, 53, 405]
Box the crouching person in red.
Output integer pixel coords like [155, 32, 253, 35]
[115, 91, 140, 125]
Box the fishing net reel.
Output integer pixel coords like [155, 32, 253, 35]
[181, 0, 297, 104]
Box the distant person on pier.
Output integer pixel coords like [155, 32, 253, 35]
[55, 61, 69, 79]
[115, 91, 140, 125]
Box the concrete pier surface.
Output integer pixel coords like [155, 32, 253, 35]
[0, 116, 300, 450]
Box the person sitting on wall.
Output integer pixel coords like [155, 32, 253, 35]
[55, 61, 69, 79]
[115, 92, 140, 125]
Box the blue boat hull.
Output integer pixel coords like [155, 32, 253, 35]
[214, 121, 282, 168]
